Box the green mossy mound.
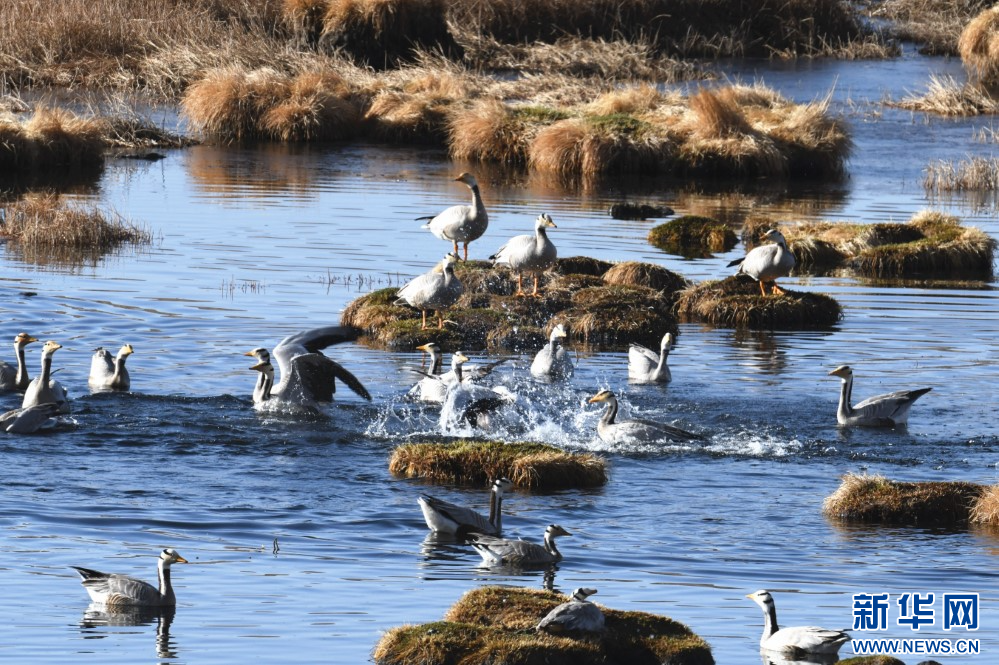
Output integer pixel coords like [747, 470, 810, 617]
[374, 586, 714, 665]
[554, 256, 614, 277]
[675, 276, 841, 329]
[342, 257, 680, 349]
[647, 215, 738, 257]
[744, 211, 997, 279]
[389, 440, 607, 489]
[823, 473, 986, 526]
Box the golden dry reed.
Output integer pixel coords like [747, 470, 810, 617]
[0, 106, 105, 171]
[959, 6, 999, 86]
[0, 193, 151, 250]
[824, 473, 987, 526]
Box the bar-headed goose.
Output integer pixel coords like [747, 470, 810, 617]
[489, 213, 558, 297]
[628, 332, 673, 384]
[536, 587, 605, 634]
[89, 344, 134, 391]
[728, 229, 796, 296]
[418, 172, 488, 261]
[418, 478, 514, 537]
[470, 524, 571, 567]
[828, 365, 931, 427]
[747, 590, 851, 656]
[587, 390, 703, 445]
[71, 549, 189, 607]
[0, 332, 38, 392]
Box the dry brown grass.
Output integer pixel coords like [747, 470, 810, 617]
[925, 156, 999, 190]
[182, 65, 361, 141]
[449, 100, 546, 164]
[558, 285, 678, 346]
[554, 256, 613, 276]
[0, 106, 106, 171]
[0, 192, 151, 266]
[388, 440, 607, 489]
[872, 0, 989, 55]
[676, 276, 842, 329]
[970, 484, 999, 526]
[320, 0, 461, 68]
[959, 6, 999, 86]
[602, 261, 691, 295]
[823, 473, 985, 526]
[892, 74, 999, 116]
[364, 68, 470, 142]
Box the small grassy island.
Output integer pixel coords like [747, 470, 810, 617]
[824, 473, 999, 527]
[676, 276, 842, 329]
[342, 258, 687, 350]
[648, 215, 738, 257]
[373, 585, 715, 665]
[389, 441, 607, 489]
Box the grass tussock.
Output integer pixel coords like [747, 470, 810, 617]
[676, 276, 842, 329]
[0, 106, 105, 172]
[319, 0, 461, 68]
[182, 65, 361, 141]
[892, 74, 999, 116]
[375, 586, 714, 665]
[959, 6, 999, 86]
[559, 285, 678, 346]
[554, 256, 613, 277]
[871, 0, 988, 55]
[647, 215, 738, 257]
[823, 473, 986, 526]
[970, 484, 999, 526]
[602, 261, 691, 295]
[388, 441, 607, 489]
[759, 212, 997, 279]
[925, 156, 999, 190]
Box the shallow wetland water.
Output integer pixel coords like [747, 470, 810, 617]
[0, 48, 997, 663]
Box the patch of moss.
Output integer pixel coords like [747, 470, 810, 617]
[675, 276, 841, 329]
[513, 105, 571, 123]
[648, 215, 738, 257]
[389, 440, 607, 489]
[823, 473, 986, 526]
[376, 587, 713, 665]
[585, 113, 650, 135]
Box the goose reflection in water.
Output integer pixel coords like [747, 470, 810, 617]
[79, 604, 178, 659]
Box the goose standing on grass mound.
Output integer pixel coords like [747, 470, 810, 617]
[628, 332, 673, 384]
[530, 324, 572, 380]
[727, 228, 796, 296]
[22, 340, 70, 414]
[0, 402, 62, 434]
[828, 365, 931, 427]
[71, 549, 189, 607]
[587, 389, 703, 445]
[394, 253, 464, 330]
[470, 524, 571, 567]
[244, 325, 371, 410]
[0, 332, 38, 392]
[747, 590, 851, 657]
[489, 213, 558, 297]
[418, 478, 514, 537]
[89, 344, 134, 391]
[536, 588, 605, 634]
[417, 172, 488, 261]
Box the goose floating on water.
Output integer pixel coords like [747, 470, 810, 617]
[828, 365, 931, 427]
[72, 549, 189, 607]
[747, 590, 851, 657]
[418, 477, 513, 537]
[0, 332, 38, 392]
[628, 332, 673, 384]
[536, 587, 605, 634]
[530, 324, 573, 380]
[587, 390, 703, 445]
[244, 325, 371, 410]
[418, 172, 488, 261]
[489, 213, 558, 297]
[728, 229, 796, 296]
[0, 402, 61, 434]
[394, 254, 464, 330]
[470, 523, 571, 567]
[22, 340, 70, 414]
[89, 344, 134, 391]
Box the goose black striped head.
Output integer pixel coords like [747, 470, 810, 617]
[160, 548, 188, 565]
[14, 332, 37, 347]
[572, 587, 597, 601]
[546, 524, 572, 538]
[244, 347, 270, 363]
[492, 478, 514, 494]
[828, 365, 853, 379]
[746, 589, 774, 609]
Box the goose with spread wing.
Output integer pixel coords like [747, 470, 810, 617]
[244, 325, 371, 410]
[0, 332, 38, 392]
[587, 390, 703, 445]
[728, 229, 795, 296]
[71, 549, 189, 607]
[828, 365, 931, 427]
[470, 524, 571, 567]
[417, 173, 488, 261]
[418, 478, 513, 537]
[628, 332, 673, 384]
[747, 590, 851, 657]
[408, 342, 506, 403]
[89, 344, 134, 391]
[437, 352, 515, 430]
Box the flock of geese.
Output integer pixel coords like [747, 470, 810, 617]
[3, 172, 939, 659]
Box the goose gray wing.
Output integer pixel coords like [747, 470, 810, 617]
[271, 326, 360, 379]
[88, 348, 114, 384]
[470, 535, 550, 565]
[71, 567, 161, 605]
[628, 344, 659, 375]
[0, 361, 15, 391]
[3, 402, 60, 433]
[284, 353, 371, 402]
[852, 388, 931, 421]
[418, 494, 495, 535]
